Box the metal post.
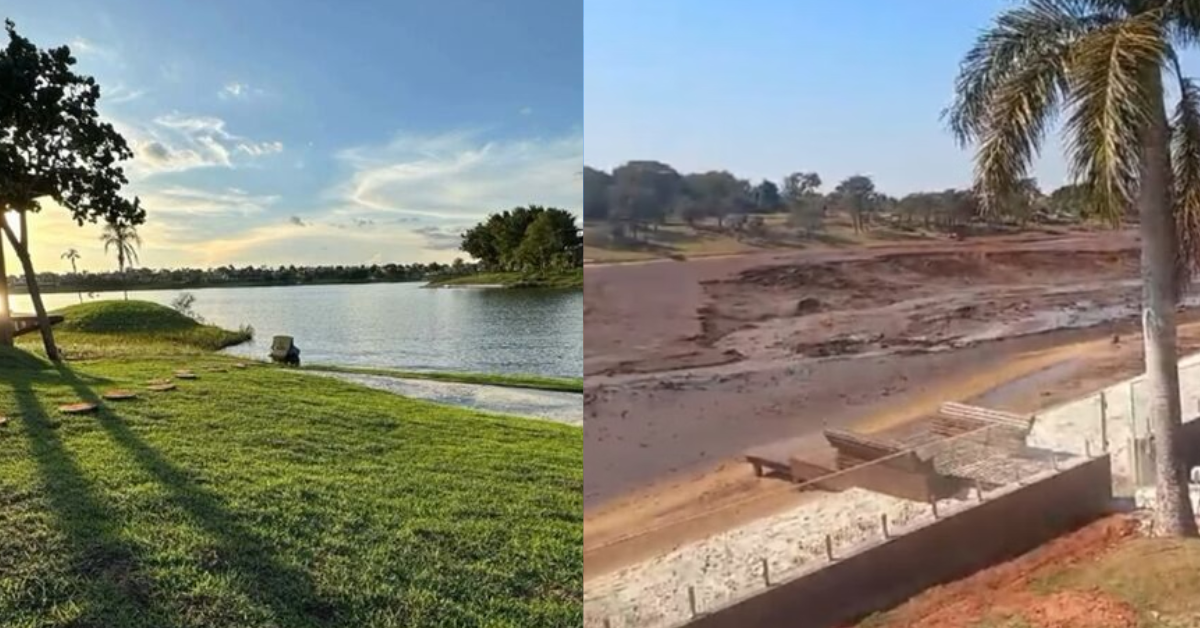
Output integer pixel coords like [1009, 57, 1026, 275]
[1130, 381, 1137, 437]
[1131, 436, 1140, 486]
[761, 557, 770, 586]
[1085, 439, 1092, 459]
[881, 513, 889, 539]
[1099, 391, 1109, 452]
[930, 497, 939, 519]
[688, 586, 698, 617]
[975, 478, 984, 502]
[824, 534, 833, 561]
[1051, 454, 1058, 471]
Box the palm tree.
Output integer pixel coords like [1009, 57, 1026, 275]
[947, 0, 1200, 537]
[60, 248, 82, 303]
[100, 222, 141, 300]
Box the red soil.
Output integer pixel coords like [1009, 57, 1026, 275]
[855, 515, 1140, 628]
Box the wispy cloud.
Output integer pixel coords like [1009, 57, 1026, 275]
[68, 37, 119, 62]
[104, 83, 146, 105]
[138, 186, 280, 217]
[219, 81, 265, 101]
[116, 114, 284, 177]
[332, 129, 582, 220]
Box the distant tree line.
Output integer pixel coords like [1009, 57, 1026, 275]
[460, 205, 583, 272]
[7, 262, 465, 294]
[584, 161, 1098, 237]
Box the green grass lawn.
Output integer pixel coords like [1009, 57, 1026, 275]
[304, 364, 583, 393]
[427, 269, 582, 289]
[53, 300, 252, 352]
[0, 303, 582, 627]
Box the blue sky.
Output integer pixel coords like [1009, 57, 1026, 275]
[585, 0, 1200, 196]
[7, 0, 581, 271]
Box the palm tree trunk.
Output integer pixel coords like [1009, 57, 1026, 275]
[0, 211, 12, 347]
[1, 221, 59, 362]
[1141, 70, 1197, 537]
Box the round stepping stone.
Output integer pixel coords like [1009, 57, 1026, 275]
[102, 389, 138, 401]
[0, 416, 8, 427]
[147, 378, 172, 386]
[234, 363, 247, 369]
[59, 402, 98, 414]
[147, 383, 177, 392]
[174, 371, 198, 380]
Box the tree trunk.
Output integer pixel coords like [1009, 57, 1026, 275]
[1, 221, 59, 362]
[0, 211, 11, 347]
[1140, 71, 1198, 537]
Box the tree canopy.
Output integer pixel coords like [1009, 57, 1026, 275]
[459, 206, 582, 272]
[0, 20, 143, 226]
[584, 159, 1100, 237]
[0, 20, 145, 358]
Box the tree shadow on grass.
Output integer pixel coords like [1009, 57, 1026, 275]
[9, 376, 178, 628]
[52, 364, 340, 627]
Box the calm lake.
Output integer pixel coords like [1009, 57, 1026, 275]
[12, 283, 582, 378]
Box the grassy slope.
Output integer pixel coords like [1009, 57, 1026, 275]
[54, 300, 252, 352]
[427, 269, 583, 289]
[0, 302, 581, 627]
[304, 364, 583, 393]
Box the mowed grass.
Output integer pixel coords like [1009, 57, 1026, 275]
[304, 364, 583, 393]
[54, 300, 252, 351]
[0, 303, 582, 627]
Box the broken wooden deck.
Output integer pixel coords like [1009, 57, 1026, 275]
[742, 401, 1035, 485]
[11, 313, 65, 337]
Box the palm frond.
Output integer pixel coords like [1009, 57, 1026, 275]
[945, 0, 1106, 145]
[1062, 8, 1170, 225]
[1166, 0, 1200, 45]
[1173, 75, 1200, 283]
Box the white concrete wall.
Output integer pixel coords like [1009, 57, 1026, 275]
[1027, 351, 1200, 487]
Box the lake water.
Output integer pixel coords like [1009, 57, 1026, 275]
[12, 283, 582, 378]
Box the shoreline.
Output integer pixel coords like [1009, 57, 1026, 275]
[10, 278, 427, 296]
[300, 363, 583, 393]
[307, 369, 583, 425]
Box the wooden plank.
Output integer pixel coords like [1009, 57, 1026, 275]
[11, 314, 65, 338]
[939, 401, 1031, 430]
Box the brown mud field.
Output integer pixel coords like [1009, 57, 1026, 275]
[584, 228, 1200, 580]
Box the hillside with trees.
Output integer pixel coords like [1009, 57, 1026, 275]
[583, 161, 1108, 261]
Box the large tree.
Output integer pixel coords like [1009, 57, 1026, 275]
[752, 179, 783, 212]
[609, 161, 681, 235]
[0, 21, 144, 360]
[583, 166, 613, 221]
[459, 206, 580, 271]
[831, 175, 880, 233]
[680, 170, 752, 227]
[946, 0, 1200, 536]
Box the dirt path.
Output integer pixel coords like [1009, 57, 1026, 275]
[583, 227, 1200, 581]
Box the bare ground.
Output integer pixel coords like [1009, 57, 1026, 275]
[849, 514, 1143, 628]
[584, 228, 1200, 581]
